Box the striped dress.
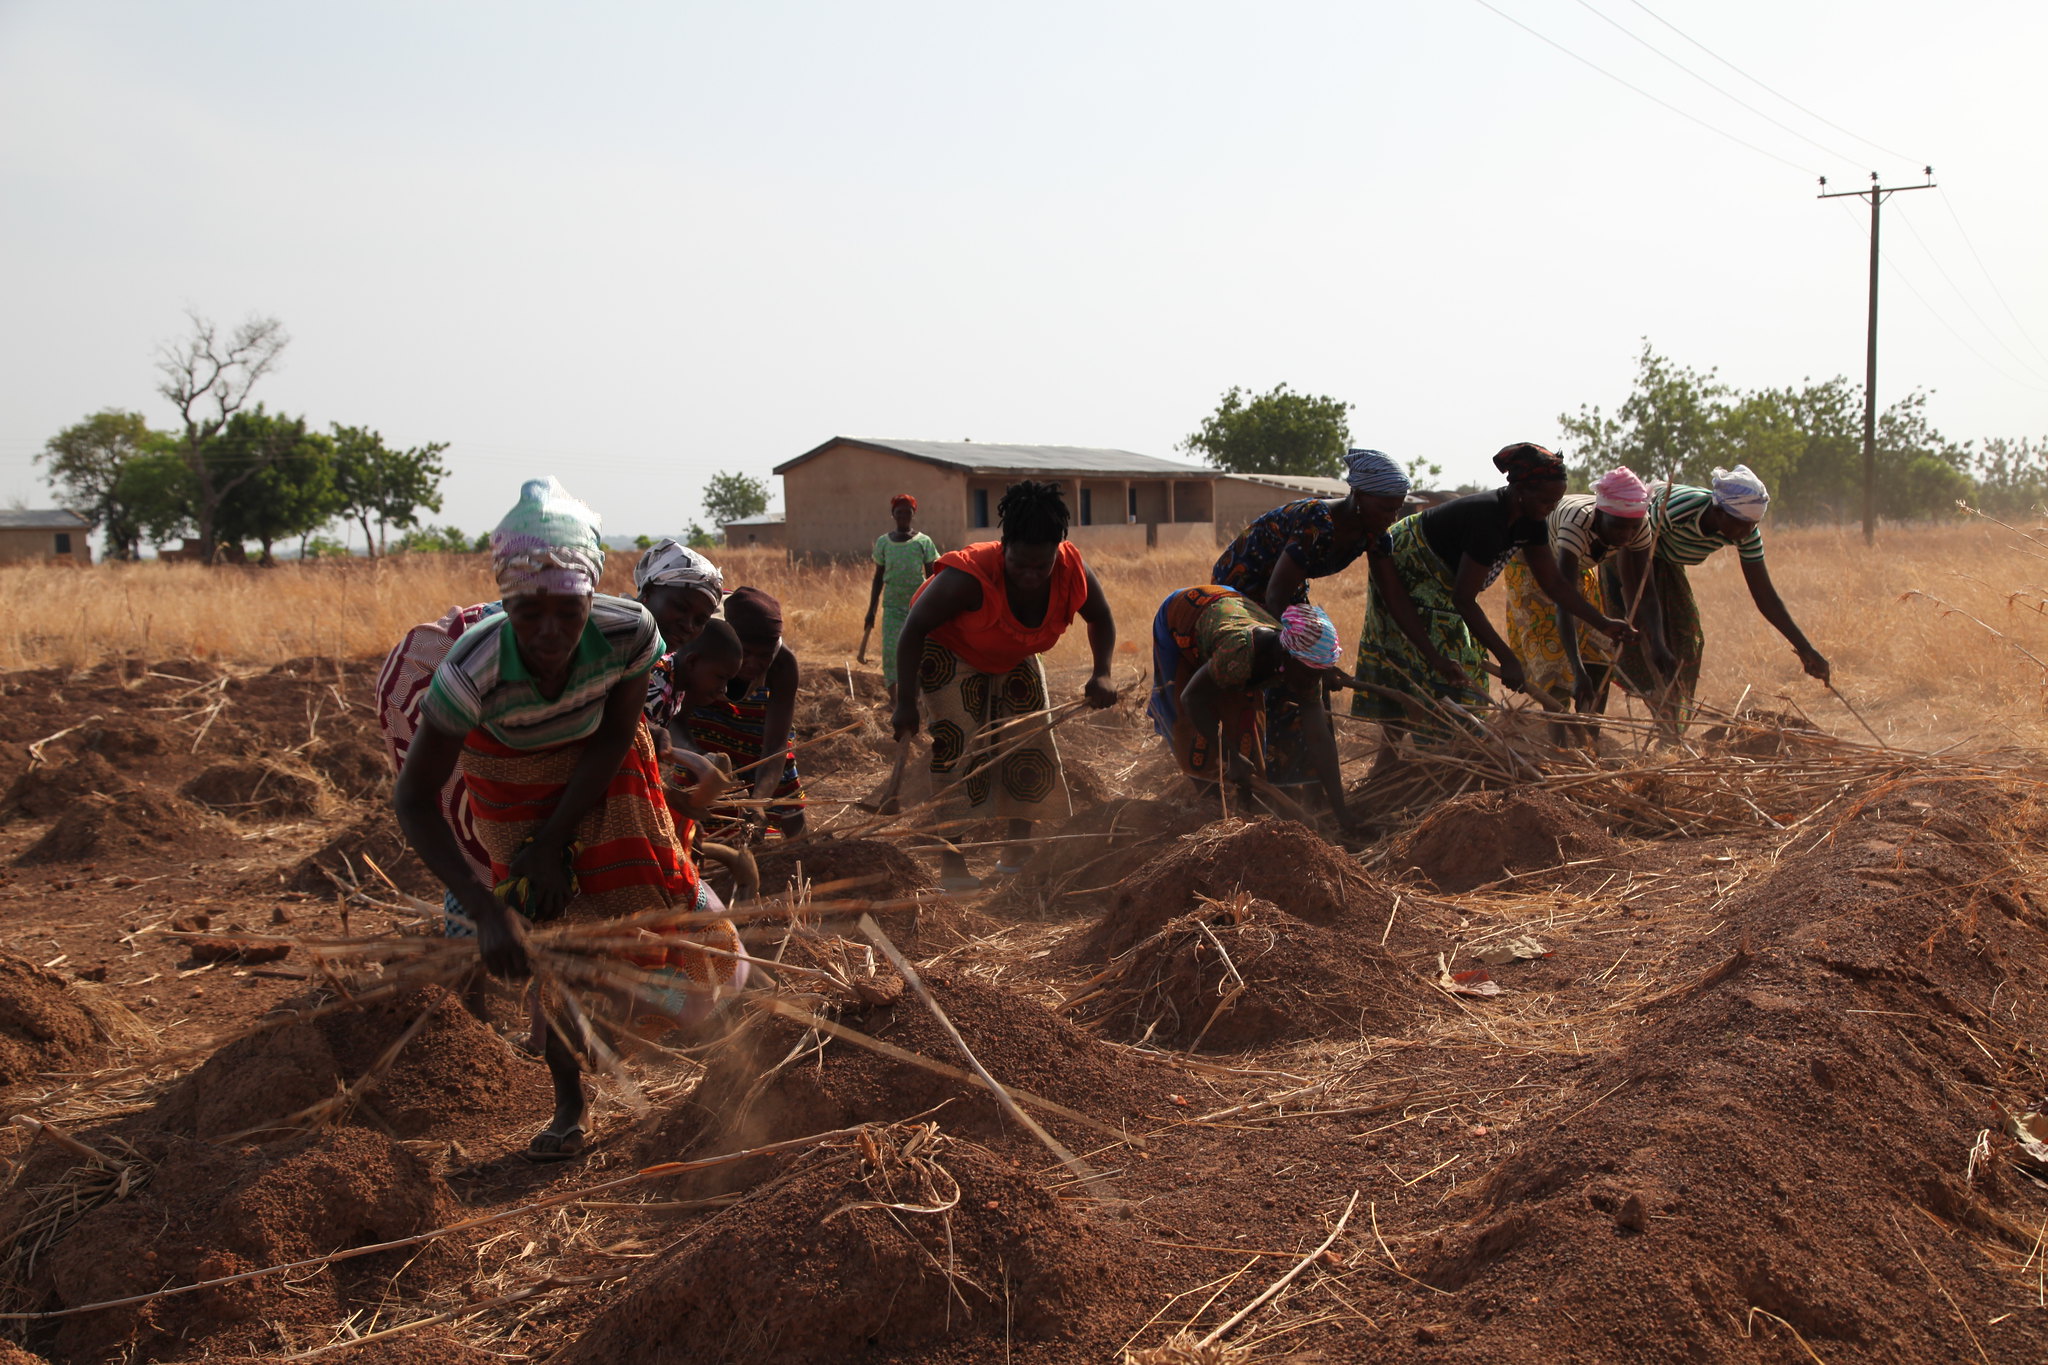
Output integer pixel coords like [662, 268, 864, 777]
[1609, 483, 1765, 717]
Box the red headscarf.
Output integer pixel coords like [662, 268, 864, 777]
[891, 493, 917, 514]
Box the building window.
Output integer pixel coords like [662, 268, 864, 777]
[1080, 487, 1093, 526]
[54, 533, 71, 554]
[972, 489, 990, 528]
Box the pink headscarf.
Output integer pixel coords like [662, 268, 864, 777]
[1593, 466, 1650, 518]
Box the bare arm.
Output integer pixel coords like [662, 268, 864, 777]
[1526, 543, 1629, 639]
[1451, 553, 1517, 677]
[864, 561, 885, 625]
[1741, 556, 1830, 682]
[1179, 661, 1252, 788]
[1263, 553, 1309, 618]
[751, 646, 800, 800]
[394, 723, 522, 977]
[891, 566, 982, 739]
[1553, 548, 1595, 705]
[1077, 566, 1118, 707]
[1289, 671, 1354, 830]
[1370, 554, 1469, 688]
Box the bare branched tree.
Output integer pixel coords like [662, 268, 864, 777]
[155, 311, 290, 562]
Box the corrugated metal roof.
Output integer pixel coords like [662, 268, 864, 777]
[1223, 473, 1353, 497]
[777, 437, 1211, 479]
[723, 512, 785, 526]
[0, 509, 91, 530]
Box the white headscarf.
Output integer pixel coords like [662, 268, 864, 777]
[1709, 465, 1770, 522]
[633, 539, 725, 604]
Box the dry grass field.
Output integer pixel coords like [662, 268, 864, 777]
[4, 517, 2043, 751]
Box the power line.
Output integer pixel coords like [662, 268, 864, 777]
[1570, 0, 1867, 169]
[1887, 200, 2048, 386]
[1468, 0, 1813, 175]
[1627, 0, 1923, 167]
[1936, 188, 2048, 373]
[1828, 200, 2048, 395]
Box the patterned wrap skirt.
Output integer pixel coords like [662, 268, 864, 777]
[1501, 557, 1612, 708]
[458, 719, 745, 1006]
[1148, 586, 1266, 785]
[1608, 556, 1705, 721]
[917, 641, 1071, 821]
[1348, 515, 1489, 737]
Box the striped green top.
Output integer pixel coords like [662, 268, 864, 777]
[421, 594, 659, 749]
[1649, 483, 1765, 567]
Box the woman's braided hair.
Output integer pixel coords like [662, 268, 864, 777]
[996, 479, 1071, 546]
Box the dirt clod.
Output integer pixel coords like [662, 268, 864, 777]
[1392, 789, 1622, 893]
[179, 760, 324, 819]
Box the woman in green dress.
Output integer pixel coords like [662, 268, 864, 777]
[864, 493, 940, 702]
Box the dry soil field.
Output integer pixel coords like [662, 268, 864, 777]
[0, 518, 2044, 1364]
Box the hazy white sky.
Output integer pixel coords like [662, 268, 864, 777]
[4, 0, 2044, 542]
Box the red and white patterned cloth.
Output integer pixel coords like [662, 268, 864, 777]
[373, 601, 501, 887]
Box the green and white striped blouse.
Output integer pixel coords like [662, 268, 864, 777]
[1648, 484, 1765, 567]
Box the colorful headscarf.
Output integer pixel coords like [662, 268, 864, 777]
[1276, 604, 1341, 669]
[633, 539, 724, 604]
[891, 493, 917, 514]
[490, 477, 604, 598]
[1593, 466, 1650, 518]
[1343, 448, 1411, 498]
[1710, 465, 1770, 521]
[722, 586, 784, 648]
[1492, 442, 1567, 485]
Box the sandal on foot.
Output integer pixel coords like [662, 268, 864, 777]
[523, 1122, 587, 1163]
[940, 872, 984, 893]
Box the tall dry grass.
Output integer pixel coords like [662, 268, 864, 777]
[3, 521, 2043, 750]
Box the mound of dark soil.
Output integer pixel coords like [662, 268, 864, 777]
[1070, 896, 1428, 1050]
[153, 983, 549, 1142]
[13, 791, 230, 866]
[562, 1131, 1138, 1365]
[288, 809, 438, 897]
[1090, 818, 1388, 958]
[38, 1128, 453, 1363]
[1392, 789, 1622, 893]
[0, 952, 144, 1085]
[790, 686, 893, 779]
[0, 1340, 46, 1364]
[76, 716, 175, 765]
[1027, 797, 1208, 892]
[180, 760, 323, 818]
[752, 838, 936, 900]
[649, 973, 1170, 1179]
[1398, 793, 2048, 1361]
[1, 752, 131, 821]
[303, 734, 391, 801]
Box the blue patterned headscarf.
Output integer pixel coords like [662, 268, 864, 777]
[1710, 464, 1770, 521]
[1343, 448, 1411, 498]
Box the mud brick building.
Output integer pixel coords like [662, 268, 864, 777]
[773, 437, 1348, 560]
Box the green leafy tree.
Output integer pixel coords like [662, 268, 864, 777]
[35, 410, 169, 560]
[116, 451, 200, 549]
[633, 534, 653, 551]
[702, 471, 770, 528]
[685, 521, 718, 551]
[1973, 437, 2048, 517]
[1180, 384, 1352, 478]
[302, 533, 350, 560]
[392, 523, 476, 554]
[211, 409, 341, 564]
[332, 425, 451, 557]
[154, 311, 291, 562]
[1560, 342, 1971, 523]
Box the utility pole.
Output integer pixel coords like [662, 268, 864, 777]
[1817, 168, 1935, 546]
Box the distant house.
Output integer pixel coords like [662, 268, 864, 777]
[722, 512, 786, 549]
[0, 509, 93, 565]
[772, 437, 1355, 559]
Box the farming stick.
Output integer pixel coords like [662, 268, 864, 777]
[1195, 1190, 1359, 1348]
[858, 914, 1119, 1205]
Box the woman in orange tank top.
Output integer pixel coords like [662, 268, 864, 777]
[891, 480, 1119, 889]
